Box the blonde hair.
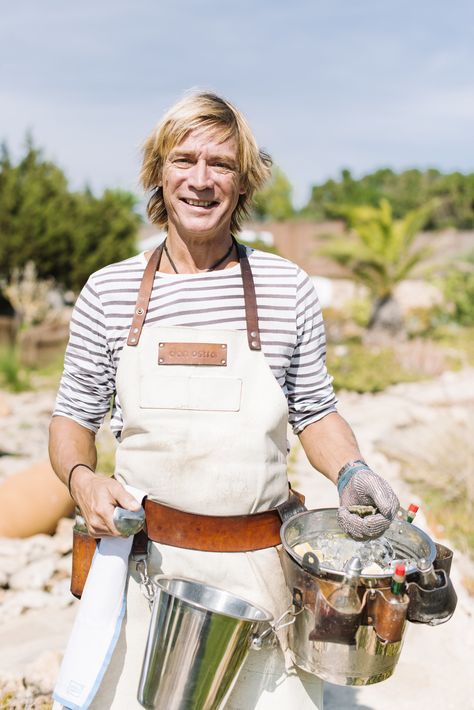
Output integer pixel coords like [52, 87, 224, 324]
[140, 91, 272, 234]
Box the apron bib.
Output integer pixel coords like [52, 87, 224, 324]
[90, 244, 323, 709]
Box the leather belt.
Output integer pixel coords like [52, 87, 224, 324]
[141, 492, 305, 553]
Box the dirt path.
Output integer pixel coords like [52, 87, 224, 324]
[291, 370, 474, 710]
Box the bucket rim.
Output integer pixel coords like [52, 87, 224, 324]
[153, 574, 274, 623]
[280, 507, 436, 580]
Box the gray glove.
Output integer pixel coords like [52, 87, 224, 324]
[337, 465, 399, 540]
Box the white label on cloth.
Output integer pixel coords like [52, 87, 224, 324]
[52, 486, 146, 710]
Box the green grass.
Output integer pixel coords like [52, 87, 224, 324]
[0, 693, 15, 709]
[428, 324, 474, 367]
[0, 347, 31, 392]
[327, 343, 420, 393]
[383, 417, 474, 561]
[0, 344, 66, 392]
[411, 484, 474, 559]
[28, 348, 66, 389]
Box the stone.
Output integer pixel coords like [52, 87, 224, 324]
[0, 586, 74, 623]
[24, 650, 62, 695]
[0, 553, 28, 578]
[9, 556, 57, 591]
[13, 590, 52, 610]
[0, 594, 25, 622]
[24, 533, 56, 562]
[0, 539, 24, 556]
[52, 517, 74, 555]
[50, 578, 74, 606]
[52, 553, 72, 579]
[0, 676, 30, 709]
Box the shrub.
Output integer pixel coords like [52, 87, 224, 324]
[327, 343, 419, 393]
[441, 257, 474, 326]
[0, 347, 30, 392]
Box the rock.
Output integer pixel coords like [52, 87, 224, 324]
[0, 676, 33, 709]
[9, 556, 57, 591]
[52, 553, 72, 579]
[13, 590, 52, 610]
[0, 594, 26, 622]
[0, 585, 73, 622]
[0, 539, 24, 556]
[0, 553, 28, 578]
[24, 650, 62, 695]
[24, 533, 57, 562]
[52, 517, 74, 554]
[50, 578, 74, 606]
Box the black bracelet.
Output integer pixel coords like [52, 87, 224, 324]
[68, 463, 95, 496]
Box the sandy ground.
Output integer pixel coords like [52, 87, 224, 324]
[1, 371, 474, 708]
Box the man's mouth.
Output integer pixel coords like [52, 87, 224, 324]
[181, 198, 218, 209]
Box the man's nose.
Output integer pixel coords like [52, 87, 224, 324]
[188, 159, 212, 190]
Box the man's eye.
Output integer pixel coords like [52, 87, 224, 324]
[174, 157, 192, 165]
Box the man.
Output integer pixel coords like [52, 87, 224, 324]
[50, 91, 399, 709]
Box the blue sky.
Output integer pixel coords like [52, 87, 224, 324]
[2, 1, 473, 206]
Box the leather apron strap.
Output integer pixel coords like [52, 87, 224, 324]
[127, 245, 163, 346]
[127, 241, 261, 349]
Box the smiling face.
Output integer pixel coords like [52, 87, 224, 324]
[161, 128, 245, 243]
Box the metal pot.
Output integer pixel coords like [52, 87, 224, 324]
[280, 508, 456, 686]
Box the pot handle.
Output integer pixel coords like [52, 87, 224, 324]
[301, 551, 320, 575]
[250, 605, 303, 650]
[277, 489, 307, 522]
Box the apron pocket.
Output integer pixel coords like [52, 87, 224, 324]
[140, 375, 242, 411]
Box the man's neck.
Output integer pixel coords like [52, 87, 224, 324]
[160, 230, 237, 274]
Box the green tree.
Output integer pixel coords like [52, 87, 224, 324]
[253, 167, 294, 221]
[321, 199, 432, 334]
[0, 137, 140, 293]
[303, 167, 474, 229]
[68, 188, 140, 291]
[0, 137, 74, 283]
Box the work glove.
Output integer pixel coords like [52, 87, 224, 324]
[337, 463, 399, 540]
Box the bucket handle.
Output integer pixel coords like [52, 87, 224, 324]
[251, 604, 303, 650]
[136, 558, 156, 609]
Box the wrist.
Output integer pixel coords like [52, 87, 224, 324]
[68, 463, 95, 498]
[337, 459, 370, 496]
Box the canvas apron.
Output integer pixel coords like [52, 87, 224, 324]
[90, 245, 323, 709]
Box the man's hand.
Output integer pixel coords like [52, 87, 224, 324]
[70, 465, 141, 537]
[338, 467, 399, 540]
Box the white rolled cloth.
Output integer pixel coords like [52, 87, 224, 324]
[53, 485, 146, 710]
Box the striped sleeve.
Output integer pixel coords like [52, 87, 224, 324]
[53, 277, 116, 432]
[286, 268, 337, 434]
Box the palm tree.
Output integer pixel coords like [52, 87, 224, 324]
[321, 199, 432, 336]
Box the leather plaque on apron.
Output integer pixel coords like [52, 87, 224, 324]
[158, 341, 228, 366]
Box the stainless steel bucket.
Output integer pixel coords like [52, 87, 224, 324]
[137, 576, 273, 710]
[279, 508, 453, 686]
